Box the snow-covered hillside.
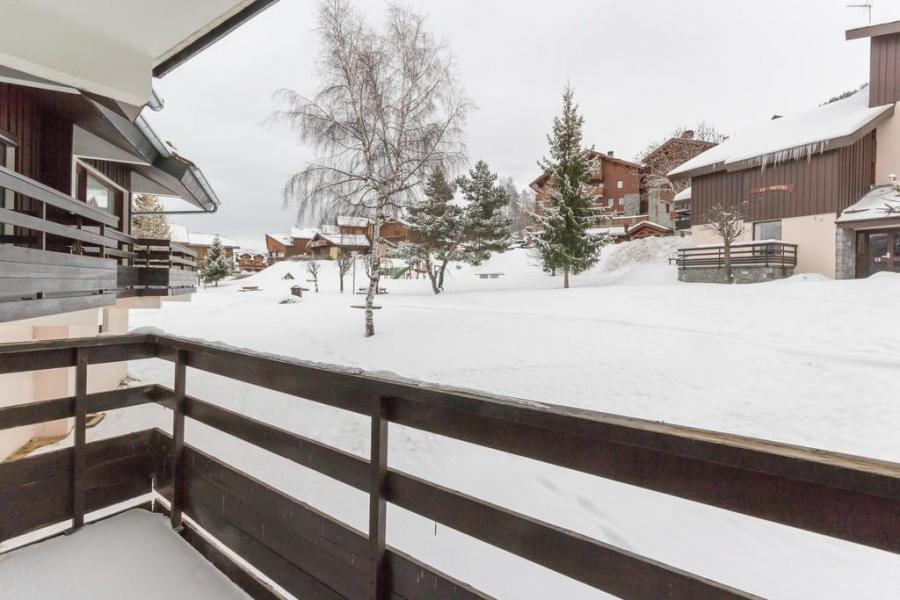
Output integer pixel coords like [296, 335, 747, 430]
[79, 243, 900, 599]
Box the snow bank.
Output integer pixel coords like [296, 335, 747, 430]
[601, 236, 688, 273]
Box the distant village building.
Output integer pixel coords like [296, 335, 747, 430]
[236, 250, 267, 272]
[307, 225, 370, 259]
[670, 19, 900, 281]
[169, 225, 240, 268]
[265, 227, 317, 262]
[530, 150, 641, 217]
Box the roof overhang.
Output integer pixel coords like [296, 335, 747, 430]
[846, 20, 900, 40]
[671, 104, 894, 180]
[0, 1, 278, 107]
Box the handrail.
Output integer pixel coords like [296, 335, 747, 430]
[0, 164, 118, 227]
[1, 332, 898, 599]
[677, 241, 798, 268]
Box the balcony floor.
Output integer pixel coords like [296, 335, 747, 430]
[0, 510, 249, 600]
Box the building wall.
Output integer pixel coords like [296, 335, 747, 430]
[875, 107, 900, 183]
[690, 132, 876, 225]
[869, 33, 900, 107]
[689, 212, 837, 277]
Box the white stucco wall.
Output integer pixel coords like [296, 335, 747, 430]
[690, 213, 837, 278]
[876, 105, 900, 185]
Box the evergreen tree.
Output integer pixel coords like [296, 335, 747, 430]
[131, 194, 170, 239]
[202, 236, 229, 287]
[535, 85, 608, 288]
[404, 162, 511, 294]
[403, 168, 464, 294]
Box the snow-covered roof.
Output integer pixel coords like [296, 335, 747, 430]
[321, 224, 340, 235]
[266, 233, 292, 246]
[628, 221, 672, 232]
[337, 215, 369, 228]
[587, 226, 627, 237]
[317, 232, 370, 247]
[673, 186, 692, 202]
[669, 90, 894, 178]
[188, 232, 240, 248]
[837, 185, 900, 224]
[290, 227, 318, 239]
[168, 224, 189, 244]
[169, 224, 238, 248]
[237, 248, 266, 257]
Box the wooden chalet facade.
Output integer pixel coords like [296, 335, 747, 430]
[530, 150, 641, 216]
[0, 0, 278, 459]
[670, 20, 900, 280]
[265, 228, 318, 262]
[236, 250, 267, 272]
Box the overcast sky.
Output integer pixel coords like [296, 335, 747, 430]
[145, 0, 896, 249]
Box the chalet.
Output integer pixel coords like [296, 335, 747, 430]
[265, 227, 317, 261]
[671, 20, 900, 282]
[374, 217, 410, 245]
[236, 249, 267, 272]
[337, 215, 370, 236]
[0, 1, 275, 460]
[640, 130, 718, 211]
[307, 225, 371, 259]
[530, 149, 641, 216]
[169, 225, 240, 267]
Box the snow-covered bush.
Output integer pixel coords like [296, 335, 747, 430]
[602, 236, 690, 272]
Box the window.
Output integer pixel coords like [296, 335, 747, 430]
[607, 198, 614, 208]
[75, 163, 124, 219]
[619, 198, 624, 206]
[753, 220, 782, 241]
[616, 180, 623, 189]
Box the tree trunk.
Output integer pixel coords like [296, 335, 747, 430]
[724, 242, 733, 284]
[436, 258, 450, 293]
[563, 267, 569, 289]
[339, 273, 344, 293]
[364, 213, 382, 337]
[425, 255, 441, 294]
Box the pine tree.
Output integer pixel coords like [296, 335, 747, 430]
[456, 160, 511, 264]
[403, 168, 465, 294]
[202, 236, 229, 287]
[131, 194, 170, 239]
[535, 85, 609, 288]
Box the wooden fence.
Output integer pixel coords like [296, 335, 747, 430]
[1, 333, 899, 599]
[676, 242, 798, 269]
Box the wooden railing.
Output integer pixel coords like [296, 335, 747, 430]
[2, 333, 900, 599]
[0, 166, 197, 318]
[677, 241, 798, 269]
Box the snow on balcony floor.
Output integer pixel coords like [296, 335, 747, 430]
[0, 510, 248, 600]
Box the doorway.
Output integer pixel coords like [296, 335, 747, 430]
[857, 229, 900, 277]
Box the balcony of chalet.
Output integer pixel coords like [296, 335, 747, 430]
[0, 165, 197, 323]
[1, 332, 899, 599]
[676, 240, 798, 283]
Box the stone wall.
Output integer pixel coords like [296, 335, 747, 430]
[835, 227, 856, 279]
[678, 265, 794, 284]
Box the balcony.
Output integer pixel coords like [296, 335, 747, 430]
[676, 241, 798, 283]
[0, 165, 197, 323]
[1, 332, 898, 599]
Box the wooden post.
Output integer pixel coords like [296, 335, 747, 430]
[71, 348, 88, 531]
[170, 349, 187, 530]
[368, 396, 388, 599]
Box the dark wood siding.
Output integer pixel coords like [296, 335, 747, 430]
[83, 158, 131, 190]
[691, 132, 876, 225]
[870, 33, 900, 107]
[0, 83, 74, 196]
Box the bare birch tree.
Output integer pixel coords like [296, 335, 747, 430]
[273, 0, 468, 336]
[704, 203, 745, 283]
[336, 249, 352, 293]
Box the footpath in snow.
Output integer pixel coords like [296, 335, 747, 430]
[74, 238, 900, 599]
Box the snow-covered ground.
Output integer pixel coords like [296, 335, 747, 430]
[0, 510, 248, 599]
[81, 239, 900, 599]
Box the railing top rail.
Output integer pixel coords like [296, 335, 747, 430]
[0, 164, 119, 228]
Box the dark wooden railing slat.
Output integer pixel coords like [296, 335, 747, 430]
[71, 349, 88, 531]
[170, 349, 187, 530]
[369, 396, 389, 599]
